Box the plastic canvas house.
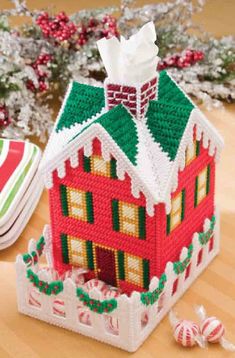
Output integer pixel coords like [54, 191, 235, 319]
[16, 23, 224, 351]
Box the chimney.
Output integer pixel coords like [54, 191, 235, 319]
[105, 76, 157, 120]
[97, 22, 159, 120]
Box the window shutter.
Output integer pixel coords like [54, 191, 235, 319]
[61, 233, 69, 264]
[138, 206, 146, 239]
[60, 185, 68, 216]
[118, 250, 125, 280]
[83, 156, 91, 172]
[85, 192, 94, 223]
[112, 199, 120, 231]
[196, 140, 200, 156]
[142, 259, 150, 289]
[86, 241, 94, 270]
[110, 158, 118, 179]
[166, 214, 171, 235]
[181, 189, 185, 221]
[206, 165, 210, 194]
[194, 176, 198, 208]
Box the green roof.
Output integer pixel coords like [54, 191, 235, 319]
[145, 70, 195, 161]
[56, 82, 105, 132]
[146, 100, 194, 161]
[71, 105, 138, 165]
[59, 70, 195, 164]
[158, 70, 195, 108]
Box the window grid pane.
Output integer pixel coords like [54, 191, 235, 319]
[196, 167, 208, 205]
[67, 188, 87, 221]
[119, 202, 139, 237]
[186, 140, 196, 165]
[125, 254, 143, 286]
[170, 192, 182, 231]
[91, 155, 111, 177]
[68, 236, 87, 268]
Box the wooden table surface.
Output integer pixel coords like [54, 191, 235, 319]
[0, 0, 235, 357]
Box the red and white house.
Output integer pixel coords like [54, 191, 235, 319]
[40, 23, 223, 295]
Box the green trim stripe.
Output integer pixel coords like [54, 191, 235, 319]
[143, 259, 150, 290]
[86, 192, 94, 223]
[206, 165, 211, 194]
[138, 206, 146, 239]
[118, 250, 125, 280]
[196, 140, 200, 157]
[61, 234, 69, 264]
[0, 147, 37, 219]
[60, 185, 68, 216]
[86, 241, 94, 269]
[0, 139, 3, 156]
[83, 156, 91, 172]
[112, 199, 120, 231]
[181, 189, 185, 221]
[194, 176, 198, 207]
[110, 158, 118, 179]
[166, 214, 171, 235]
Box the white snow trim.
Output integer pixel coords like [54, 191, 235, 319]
[162, 108, 224, 213]
[41, 108, 106, 169]
[41, 123, 158, 216]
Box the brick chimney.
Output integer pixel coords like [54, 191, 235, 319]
[97, 22, 159, 120]
[105, 76, 157, 120]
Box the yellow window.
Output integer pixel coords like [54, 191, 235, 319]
[68, 236, 87, 267]
[119, 201, 139, 237]
[195, 166, 210, 206]
[84, 155, 118, 179]
[91, 155, 111, 177]
[125, 254, 143, 286]
[167, 189, 185, 234]
[67, 188, 87, 221]
[186, 140, 200, 166]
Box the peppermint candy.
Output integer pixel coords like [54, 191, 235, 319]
[169, 311, 205, 348]
[196, 305, 235, 351]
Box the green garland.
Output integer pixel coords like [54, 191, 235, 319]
[22, 235, 45, 267]
[23, 215, 216, 309]
[76, 287, 117, 314]
[27, 269, 64, 295]
[198, 215, 215, 245]
[173, 244, 193, 274]
[140, 273, 167, 306]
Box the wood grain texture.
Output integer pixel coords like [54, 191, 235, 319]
[0, 0, 234, 357]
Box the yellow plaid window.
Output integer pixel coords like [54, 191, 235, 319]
[67, 188, 87, 221]
[119, 202, 139, 236]
[186, 140, 200, 166]
[125, 254, 143, 286]
[167, 189, 185, 234]
[194, 166, 210, 207]
[84, 155, 117, 179]
[60, 185, 94, 223]
[68, 236, 87, 267]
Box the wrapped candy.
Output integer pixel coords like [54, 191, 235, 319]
[53, 298, 65, 317]
[196, 305, 235, 351]
[169, 311, 205, 348]
[77, 304, 91, 325]
[84, 278, 108, 293]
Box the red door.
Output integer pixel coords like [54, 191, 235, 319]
[95, 246, 117, 286]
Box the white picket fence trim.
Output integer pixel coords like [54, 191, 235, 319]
[16, 208, 220, 352]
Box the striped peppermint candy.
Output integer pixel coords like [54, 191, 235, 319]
[201, 317, 225, 343]
[53, 299, 65, 317]
[174, 320, 200, 347]
[84, 278, 108, 293]
[106, 315, 119, 334]
[29, 289, 41, 308]
[103, 287, 121, 299]
[77, 305, 91, 326]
